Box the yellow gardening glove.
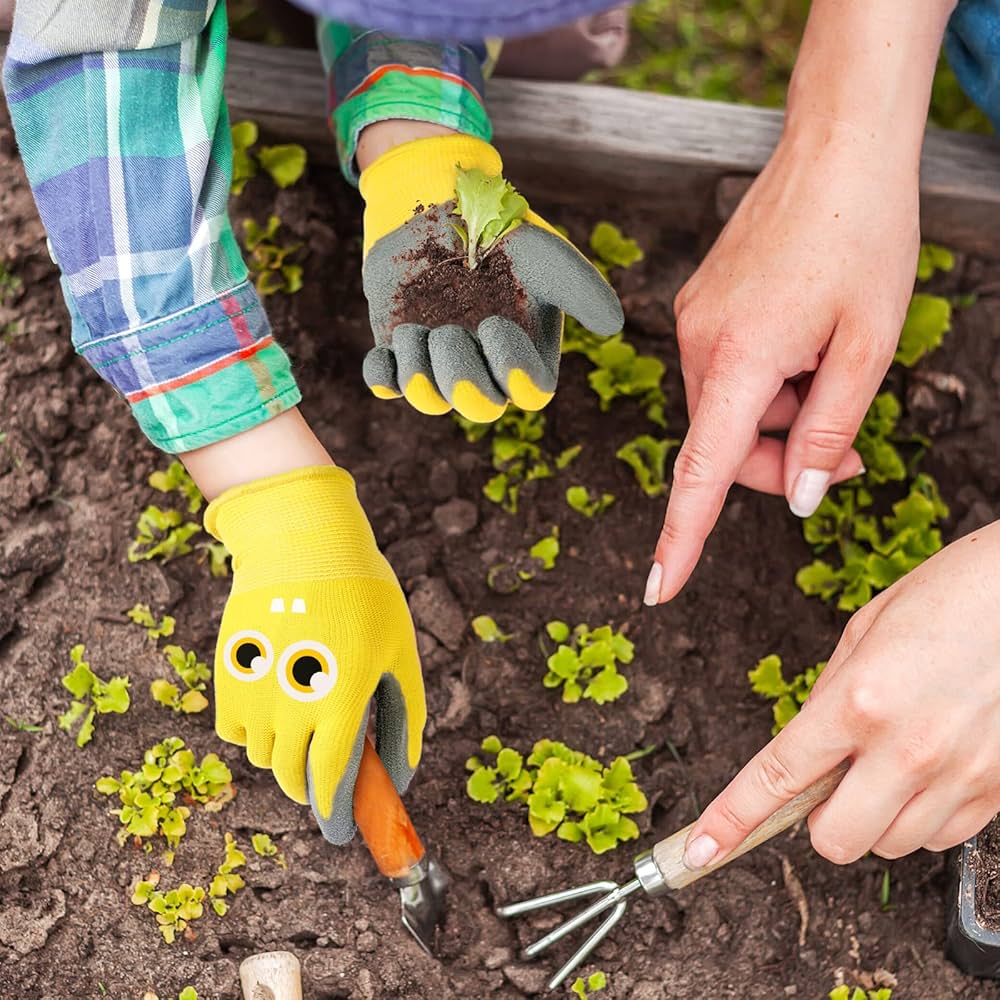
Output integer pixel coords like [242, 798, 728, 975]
[359, 134, 624, 422]
[204, 466, 425, 845]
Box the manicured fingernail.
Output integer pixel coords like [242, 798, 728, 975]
[789, 469, 831, 518]
[853, 460, 866, 478]
[643, 562, 662, 606]
[684, 834, 720, 870]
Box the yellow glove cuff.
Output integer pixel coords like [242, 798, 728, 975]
[204, 466, 396, 595]
[359, 134, 502, 257]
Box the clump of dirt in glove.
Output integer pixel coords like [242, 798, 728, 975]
[974, 816, 1000, 930]
[391, 233, 536, 339]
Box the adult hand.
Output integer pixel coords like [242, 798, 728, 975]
[682, 522, 1000, 871]
[645, 125, 919, 606]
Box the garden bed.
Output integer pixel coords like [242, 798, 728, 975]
[3, 97, 1000, 999]
[976, 819, 1000, 933]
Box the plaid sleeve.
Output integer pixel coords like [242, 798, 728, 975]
[317, 21, 496, 184]
[2, 0, 301, 454]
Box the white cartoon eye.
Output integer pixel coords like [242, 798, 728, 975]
[223, 630, 274, 682]
[277, 640, 338, 703]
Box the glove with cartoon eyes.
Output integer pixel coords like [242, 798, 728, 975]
[204, 466, 426, 845]
[359, 134, 624, 422]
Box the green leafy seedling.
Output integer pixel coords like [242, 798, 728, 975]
[566, 485, 615, 518]
[895, 292, 951, 367]
[59, 644, 130, 748]
[530, 527, 560, 571]
[128, 603, 176, 641]
[96, 737, 232, 847]
[748, 654, 826, 733]
[208, 833, 247, 916]
[244, 215, 304, 296]
[471, 615, 513, 643]
[587, 338, 665, 418]
[854, 393, 907, 485]
[151, 645, 210, 714]
[5, 716, 43, 733]
[256, 144, 307, 189]
[571, 971, 608, 998]
[590, 220, 643, 271]
[149, 461, 203, 514]
[466, 736, 647, 854]
[453, 168, 528, 270]
[132, 875, 205, 944]
[129, 507, 200, 564]
[543, 621, 634, 705]
[916, 242, 954, 281]
[230, 120, 307, 194]
[616, 435, 679, 497]
[252, 832, 287, 869]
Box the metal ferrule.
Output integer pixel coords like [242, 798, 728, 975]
[389, 856, 428, 888]
[633, 849, 669, 897]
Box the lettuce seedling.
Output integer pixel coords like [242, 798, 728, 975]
[230, 120, 307, 195]
[252, 832, 287, 869]
[471, 615, 513, 643]
[588, 338, 666, 416]
[129, 507, 200, 564]
[797, 473, 948, 611]
[590, 220, 643, 271]
[96, 737, 232, 847]
[151, 645, 210, 715]
[243, 215, 304, 296]
[616, 435, 679, 497]
[128, 603, 176, 642]
[208, 833, 247, 916]
[530, 527, 560, 571]
[566, 485, 615, 518]
[132, 876, 205, 944]
[916, 242, 954, 281]
[829, 988, 892, 1000]
[453, 168, 528, 270]
[467, 737, 647, 853]
[149, 461, 203, 514]
[748, 654, 825, 734]
[854, 393, 907, 485]
[571, 971, 608, 998]
[543, 621, 634, 705]
[895, 292, 951, 368]
[59, 644, 130, 748]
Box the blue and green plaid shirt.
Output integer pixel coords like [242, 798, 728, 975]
[2, 0, 492, 452]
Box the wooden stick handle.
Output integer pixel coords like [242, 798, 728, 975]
[239, 951, 302, 1000]
[651, 762, 850, 890]
[353, 735, 425, 880]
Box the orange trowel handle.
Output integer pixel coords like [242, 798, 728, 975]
[353, 735, 425, 880]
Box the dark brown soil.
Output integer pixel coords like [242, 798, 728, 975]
[390, 210, 536, 337]
[4, 98, 1000, 999]
[975, 818, 1000, 931]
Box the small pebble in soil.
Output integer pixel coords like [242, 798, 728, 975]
[409, 577, 466, 650]
[502, 963, 550, 995]
[432, 497, 478, 537]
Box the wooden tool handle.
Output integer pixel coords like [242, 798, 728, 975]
[652, 762, 850, 890]
[353, 735, 425, 880]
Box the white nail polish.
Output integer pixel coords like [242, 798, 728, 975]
[789, 469, 831, 518]
[643, 562, 662, 606]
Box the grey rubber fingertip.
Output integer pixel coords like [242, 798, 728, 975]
[375, 674, 416, 796]
[363, 345, 400, 394]
[391, 323, 437, 392]
[504, 224, 625, 335]
[427, 325, 507, 408]
[308, 718, 368, 846]
[477, 315, 559, 396]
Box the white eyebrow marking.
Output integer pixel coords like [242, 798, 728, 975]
[270, 597, 286, 613]
[291, 598, 307, 614]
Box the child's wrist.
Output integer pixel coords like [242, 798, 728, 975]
[179, 407, 335, 501]
[356, 120, 458, 173]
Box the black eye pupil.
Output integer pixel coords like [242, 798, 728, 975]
[292, 655, 323, 688]
[235, 642, 259, 669]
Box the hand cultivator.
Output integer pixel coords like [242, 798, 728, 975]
[499, 764, 849, 990]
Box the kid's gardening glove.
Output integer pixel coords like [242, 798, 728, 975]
[360, 135, 625, 422]
[204, 466, 425, 844]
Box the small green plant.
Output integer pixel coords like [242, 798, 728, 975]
[566, 485, 615, 518]
[543, 621, 634, 705]
[571, 971, 608, 998]
[616, 434, 678, 497]
[466, 736, 647, 854]
[829, 989, 892, 1000]
[243, 215, 304, 297]
[151, 646, 210, 714]
[128, 604, 176, 641]
[132, 875, 205, 944]
[208, 833, 247, 916]
[96, 737, 233, 847]
[5, 716, 43, 732]
[471, 615, 513, 643]
[587, 338, 666, 419]
[0, 261, 23, 306]
[916, 242, 954, 281]
[149, 461, 203, 513]
[452, 168, 528, 270]
[748, 654, 825, 734]
[529, 527, 560, 570]
[252, 832, 287, 869]
[590, 221, 643, 271]
[59, 645, 130, 748]
[854, 393, 907, 485]
[895, 292, 952, 368]
[796, 473, 948, 611]
[231, 120, 307, 195]
[880, 868, 892, 911]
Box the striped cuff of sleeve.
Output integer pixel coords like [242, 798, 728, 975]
[325, 31, 493, 185]
[77, 279, 302, 453]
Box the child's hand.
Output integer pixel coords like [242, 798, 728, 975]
[357, 134, 623, 422]
[681, 522, 1000, 872]
[202, 462, 425, 844]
